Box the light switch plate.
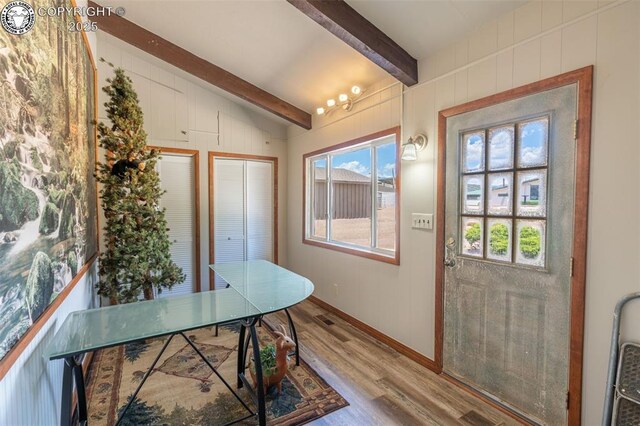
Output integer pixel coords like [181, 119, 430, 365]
[412, 213, 433, 230]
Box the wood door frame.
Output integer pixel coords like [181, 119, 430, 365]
[435, 66, 593, 425]
[149, 146, 201, 292]
[208, 152, 279, 288]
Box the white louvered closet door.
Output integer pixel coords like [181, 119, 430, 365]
[213, 158, 274, 288]
[214, 159, 246, 265]
[246, 161, 274, 261]
[156, 154, 197, 298]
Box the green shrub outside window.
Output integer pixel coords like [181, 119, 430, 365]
[489, 223, 509, 255]
[519, 226, 541, 258]
[465, 223, 481, 247]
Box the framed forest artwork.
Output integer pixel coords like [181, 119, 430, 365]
[0, 0, 98, 363]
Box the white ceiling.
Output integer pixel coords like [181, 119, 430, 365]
[96, 0, 525, 121]
[349, 0, 526, 60]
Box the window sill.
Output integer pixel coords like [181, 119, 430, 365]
[303, 238, 399, 265]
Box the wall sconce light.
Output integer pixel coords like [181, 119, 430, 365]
[316, 85, 364, 115]
[401, 134, 428, 161]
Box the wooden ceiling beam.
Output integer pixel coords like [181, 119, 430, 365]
[88, 1, 311, 129]
[287, 0, 418, 86]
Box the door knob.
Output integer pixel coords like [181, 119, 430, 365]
[444, 237, 457, 268]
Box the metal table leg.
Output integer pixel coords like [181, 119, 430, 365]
[60, 358, 74, 426]
[73, 358, 88, 425]
[242, 331, 251, 373]
[236, 317, 267, 426]
[248, 318, 267, 426]
[284, 308, 300, 366]
[237, 322, 246, 388]
[60, 356, 88, 426]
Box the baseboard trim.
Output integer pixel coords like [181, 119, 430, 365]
[308, 295, 439, 373]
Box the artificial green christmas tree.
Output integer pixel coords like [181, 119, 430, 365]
[95, 66, 184, 303]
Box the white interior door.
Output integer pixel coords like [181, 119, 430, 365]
[156, 154, 197, 298]
[213, 158, 274, 287]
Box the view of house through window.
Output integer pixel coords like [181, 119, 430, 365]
[460, 116, 549, 267]
[305, 128, 399, 263]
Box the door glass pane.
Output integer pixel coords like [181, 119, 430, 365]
[462, 131, 485, 173]
[487, 218, 512, 262]
[462, 175, 484, 215]
[516, 170, 547, 217]
[376, 143, 396, 251]
[516, 220, 546, 267]
[461, 217, 483, 257]
[330, 148, 372, 247]
[488, 126, 514, 170]
[487, 173, 513, 216]
[311, 158, 327, 239]
[518, 117, 548, 168]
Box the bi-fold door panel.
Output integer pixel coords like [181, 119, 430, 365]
[214, 159, 246, 263]
[157, 154, 197, 298]
[246, 161, 273, 261]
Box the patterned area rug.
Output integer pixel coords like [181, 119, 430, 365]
[86, 320, 348, 425]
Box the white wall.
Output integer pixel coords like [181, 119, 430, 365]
[0, 3, 100, 424]
[0, 263, 99, 425]
[96, 33, 289, 289]
[287, 79, 425, 349]
[287, 0, 640, 423]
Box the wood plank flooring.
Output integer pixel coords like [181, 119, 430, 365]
[266, 300, 519, 426]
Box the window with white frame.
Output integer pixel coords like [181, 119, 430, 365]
[303, 128, 400, 264]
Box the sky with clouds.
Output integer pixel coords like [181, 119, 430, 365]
[519, 119, 547, 166]
[464, 119, 547, 171]
[321, 142, 397, 179]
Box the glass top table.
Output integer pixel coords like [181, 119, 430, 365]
[47, 260, 313, 426]
[46, 260, 314, 360]
[210, 260, 315, 313]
